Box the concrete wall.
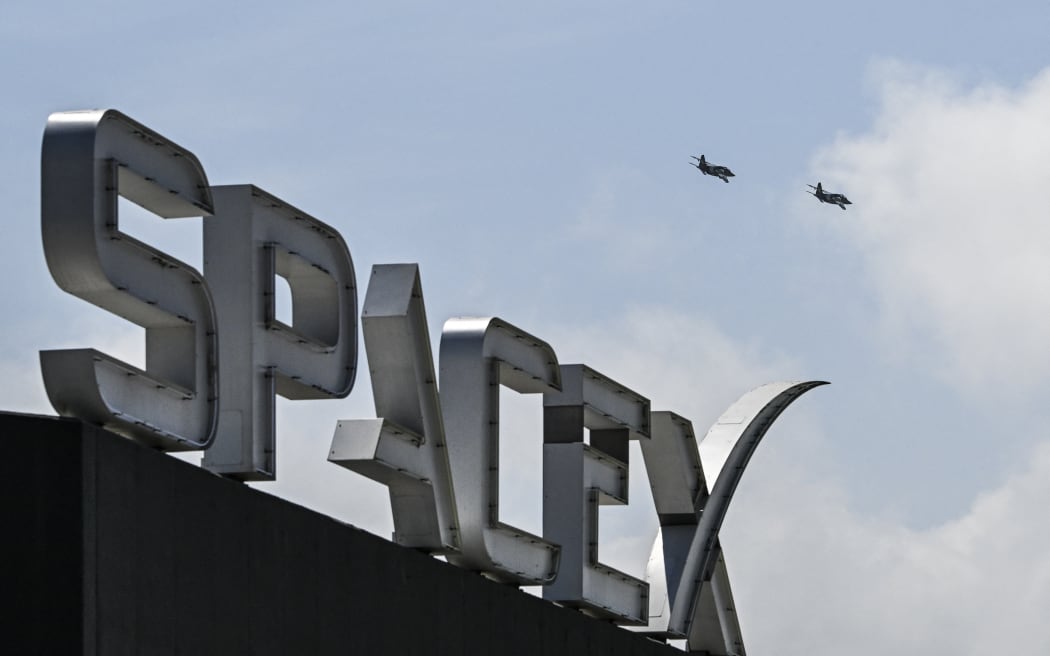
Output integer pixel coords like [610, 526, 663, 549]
[1, 411, 677, 655]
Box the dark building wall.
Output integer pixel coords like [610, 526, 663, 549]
[1, 412, 677, 655]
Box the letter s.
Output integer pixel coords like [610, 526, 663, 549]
[39, 110, 219, 450]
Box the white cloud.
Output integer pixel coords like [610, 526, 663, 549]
[727, 435, 1050, 655]
[722, 64, 1050, 653]
[547, 306, 800, 423]
[809, 62, 1050, 397]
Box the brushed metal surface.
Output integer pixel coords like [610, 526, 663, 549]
[329, 264, 459, 552]
[202, 185, 357, 480]
[440, 317, 562, 585]
[39, 109, 218, 450]
[542, 364, 650, 623]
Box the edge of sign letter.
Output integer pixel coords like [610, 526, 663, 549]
[636, 412, 705, 638]
[637, 412, 744, 654]
[328, 264, 460, 553]
[440, 317, 562, 585]
[665, 380, 828, 651]
[203, 185, 357, 480]
[39, 109, 218, 449]
[542, 364, 651, 623]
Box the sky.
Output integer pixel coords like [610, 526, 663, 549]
[3, 1, 1050, 652]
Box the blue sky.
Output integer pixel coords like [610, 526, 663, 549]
[4, 2, 1050, 652]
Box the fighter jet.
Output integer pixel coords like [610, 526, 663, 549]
[807, 182, 851, 210]
[690, 154, 735, 183]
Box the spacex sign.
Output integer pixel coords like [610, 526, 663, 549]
[39, 109, 824, 654]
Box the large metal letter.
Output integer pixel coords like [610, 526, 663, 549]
[542, 364, 651, 623]
[440, 317, 562, 585]
[202, 185, 357, 480]
[39, 109, 218, 450]
[637, 412, 745, 654]
[638, 381, 827, 654]
[328, 264, 460, 552]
